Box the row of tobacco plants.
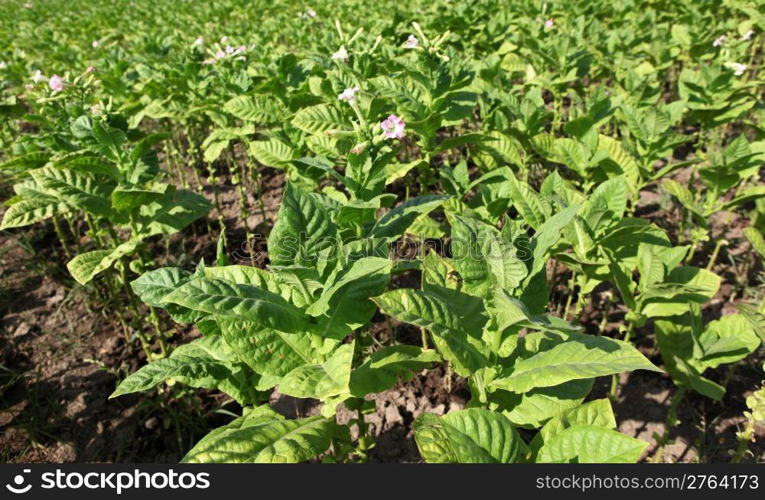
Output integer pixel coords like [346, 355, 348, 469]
[1, 0, 764, 462]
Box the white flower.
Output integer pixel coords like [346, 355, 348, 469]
[405, 34, 419, 49]
[32, 69, 43, 83]
[0, 61, 6, 70]
[193, 36, 204, 47]
[338, 87, 360, 103]
[741, 29, 755, 41]
[307, 8, 316, 17]
[92, 40, 99, 48]
[331, 46, 349, 61]
[713, 35, 727, 47]
[725, 62, 747, 76]
[220, 36, 229, 43]
[90, 104, 103, 116]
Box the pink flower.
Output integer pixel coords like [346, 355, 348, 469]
[49, 75, 64, 92]
[380, 114, 406, 139]
[338, 87, 359, 103]
[85, 66, 97, 73]
[405, 35, 419, 49]
[713, 35, 727, 47]
[214, 50, 226, 59]
[741, 30, 755, 41]
[544, 18, 554, 29]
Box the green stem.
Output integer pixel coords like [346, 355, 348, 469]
[706, 239, 727, 271]
[652, 387, 686, 463]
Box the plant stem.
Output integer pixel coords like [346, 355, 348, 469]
[652, 387, 686, 463]
[706, 239, 727, 271]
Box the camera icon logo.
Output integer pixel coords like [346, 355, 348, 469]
[6, 469, 32, 494]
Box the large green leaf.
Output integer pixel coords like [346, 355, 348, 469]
[30, 166, 113, 217]
[374, 288, 489, 375]
[183, 407, 332, 463]
[249, 139, 296, 169]
[640, 266, 720, 317]
[218, 320, 319, 377]
[370, 195, 448, 240]
[292, 104, 350, 134]
[308, 257, 391, 339]
[415, 408, 527, 463]
[349, 346, 440, 396]
[162, 277, 309, 333]
[492, 379, 593, 429]
[536, 424, 647, 463]
[131, 267, 194, 306]
[493, 335, 661, 393]
[268, 183, 339, 267]
[111, 336, 256, 404]
[530, 398, 616, 454]
[278, 343, 354, 400]
[0, 196, 71, 229]
[67, 238, 142, 285]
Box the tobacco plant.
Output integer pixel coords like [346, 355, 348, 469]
[112, 183, 446, 461]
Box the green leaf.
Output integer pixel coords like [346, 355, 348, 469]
[663, 179, 700, 215]
[308, 257, 391, 339]
[0, 196, 71, 229]
[278, 343, 354, 400]
[182, 409, 331, 463]
[67, 239, 142, 285]
[596, 135, 640, 186]
[249, 139, 296, 168]
[292, 104, 350, 134]
[745, 227, 765, 259]
[30, 166, 113, 217]
[111, 184, 168, 213]
[218, 320, 318, 377]
[138, 189, 210, 236]
[224, 95, 283, 123]
[268, 183, 339, 267]
[162, 277, 309, 333]
[530, 399, 616, 455]
[492, 379, 594, 429]
[350, 346, 440, 396]
[507, 176, 547, 229]
[111, 336, 256, 404]
[536, 424, 647, 463]
[415, 408, 527, 463]
[493, 335, 661, 393]
[528, 204, 580, 277]
[370, 195, 448, 240]
[641, 266, 720, 317]
[373, 287, 489, 375]
[483, 230, 528, 292]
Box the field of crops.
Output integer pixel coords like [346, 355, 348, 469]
[1, 0, 764, 464]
